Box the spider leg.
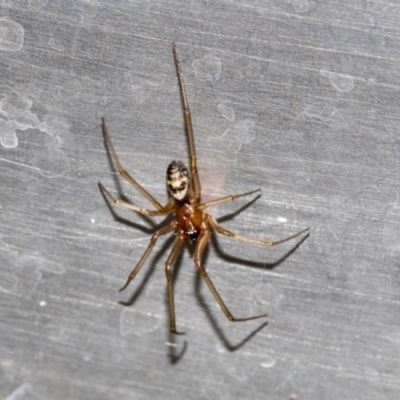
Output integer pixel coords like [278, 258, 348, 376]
[172, 43, 201, 201]
[198, 189, 260, 210]
[99, 182, 174, 217]
[165, 234, 186, 335]
[102, 118, 166, 212]
[119, 224, 176, 292]
[207, 214, 309, 247]
[194, 227, 268, 322]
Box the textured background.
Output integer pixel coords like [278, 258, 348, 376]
[1, 1, 400, 399]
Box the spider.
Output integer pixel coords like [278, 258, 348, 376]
[99, 43, 309, 335]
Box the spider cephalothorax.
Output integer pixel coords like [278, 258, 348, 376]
[166, 160, 190, 201]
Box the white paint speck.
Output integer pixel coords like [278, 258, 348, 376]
[0, 96, 17, 118]
[384, 326, 400, 344]
[215, 341, 260, 382]
[120, 307, 162, 336]
[284, 0, 310, 13]
[278, 217, 287, 223]
[213, 71, 222, 81]
[217, 103, 235, 122]
[293, 0, 310, 13]
[215, 342, 227, 354]
[48, 38, 65, 52]
[252, 281, 284, 312]
[304, 104, 335, 121]
[321, 69, 354, 92]
[261, 355, 276, 368]
[0, 17, 24, 52]
[91, 218, 95, 224]
[39, 114, 71, 138]
[193, 55, 222, 81]
[39, 300, 46, 307]
[165, 335, 186, 352]
[207, 119, 256, 160]
[0, 120, 18, 148]
[0, 95, 43, 148]
[28, 0, 49, 8]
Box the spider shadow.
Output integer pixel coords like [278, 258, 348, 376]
[211, 225, 309, 271]
[99, 182, 173, 235]
[213, 195, 309, 271]
[117, 232, 177, 307]
[116, 229, 189, 364]
[100, 124, 163, 229]
[193, 199, 309, 351]
[167, 334, 188, 364]
[192, 244, 268, 352]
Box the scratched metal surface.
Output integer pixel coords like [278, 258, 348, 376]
[1, 1, 400, 399]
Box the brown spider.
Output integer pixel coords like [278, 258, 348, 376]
[99, 43, 309, 335]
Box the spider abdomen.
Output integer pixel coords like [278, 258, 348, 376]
[167, 160, 190, 201]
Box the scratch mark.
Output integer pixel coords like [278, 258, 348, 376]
[5, 383, 48, 400]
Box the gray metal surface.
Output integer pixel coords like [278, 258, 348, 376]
[1, 1, 400, 399]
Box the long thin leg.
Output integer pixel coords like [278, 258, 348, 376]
[194, 228, 268, 322]
[165, 235, 186, 335]
[207, 215, 309, 247]
[102, 118, 166, 212]
[119, 224, 176, 292]
[198, 189, 260, 210]
[99, 182, 175, 217]
[172, 43, 201, 201]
